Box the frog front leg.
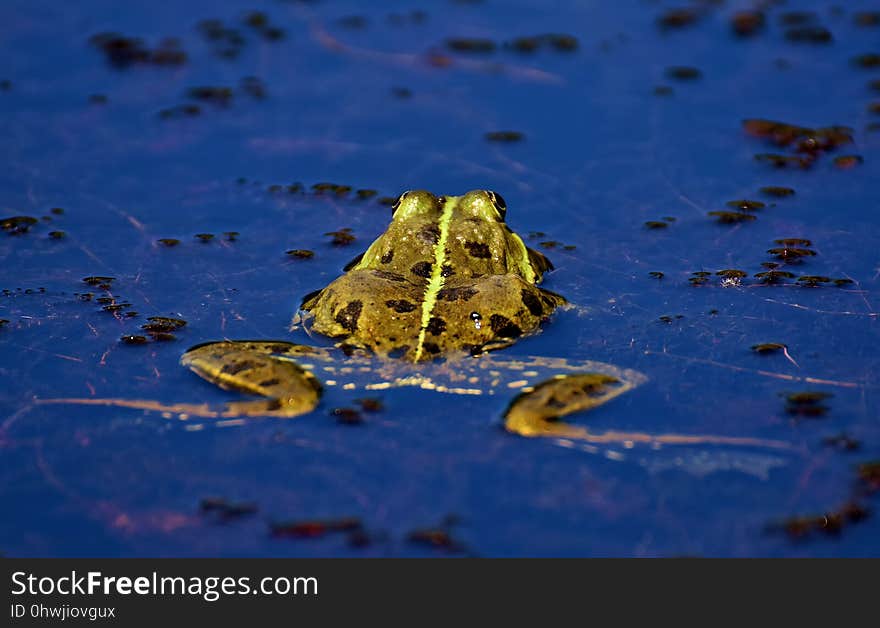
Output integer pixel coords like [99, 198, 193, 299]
[181, 341, 328, 418]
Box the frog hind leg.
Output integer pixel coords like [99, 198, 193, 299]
[498, 360, 792, 451]
[503, 372, 637, 439]
[180, 341, 328, 418]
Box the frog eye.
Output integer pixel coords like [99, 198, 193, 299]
[391, 191, 410, 216]
[487, 191, 507, 220]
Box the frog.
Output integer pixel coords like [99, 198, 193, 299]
[178, 189, 648, 438]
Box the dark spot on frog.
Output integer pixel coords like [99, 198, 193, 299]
[489, 314, 522, 338]
[411, 261, 432, 278]
[422, 342, 441, 355]
[380, 250, 394, 264]
[464, 241, 492, 258]
[385, 299, 416, 313]
[441, 265, 455, 277]
[266, 342, 300, 354]
[335, 300, 363, 332]
[371, 270, 405, 282]
[221, 360, 258, 376]
[426, 317, 447, 335]
[418, 224, 440, 245]
[521, 289, 544, 317]
[438, 286, 478, 301]
[259, 378, 281, 387]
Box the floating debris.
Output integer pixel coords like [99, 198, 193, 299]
[665, 66, 702, 81]
[270, 517, 363, 539]
[120, 334, 149, 345]
[833, 155, 863, 169]
[506, 34, 578, 53]
[832, 278, 854, 287]
[783, 391, 833, 419]
[325, 229, 355, 246]
[354, 397, 384, 412]
[197, 19, 245, 59]
[286, 249, 314, 259]
[446, 38, 495, 53]
[766, 247, 816, 261]
[312, 182, 352, 196]
[855, 12, 880, 27]
[194, 233, 215, 242]
[643, 221, 669, 230]
[158, 104, 201, 119]
[648, 271, 664, 280]
[822, 433, 861, 452]
[656, 8, 702, 31]
[89, 33, 187, 68]
[141, 316, 187, 335]
[485, 131, 524, 143]
[199, 497, 258, 522]
[406, 515, 468, 554]
[858, 461, 880, 493]
[796, 275, 832, 287]
[1, 216, 39, 235]
[82, 276, 115, 288]
[851, 53, 880, 69]
[784, 26, 832, 44]
[658, 315, 684, 323]
[187, 86, 234, 106]
[47, 230, 65, 239]
[771, 502, 868, 540]
[751, 343, 786, 354]
[331, 407, 364, 425]
[754, 153, 813, 169]
[774, 238, 812, 247]
[731, 11, 765, 37]
[726, 199, 765, 212]
[157, 238, 180, 247]
[708, 211, 757, 224]
[754, 270, 795, 284]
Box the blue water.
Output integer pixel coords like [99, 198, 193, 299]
[1, 0, 878, 556]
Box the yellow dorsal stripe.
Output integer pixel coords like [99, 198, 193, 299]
[413, 195, 458, 361]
